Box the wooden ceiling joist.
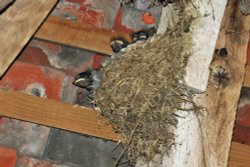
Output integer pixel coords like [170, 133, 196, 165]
[0, 89, 120, 141]
[35, 16, 132, 55]
[0, 89, 248, 166]
[243, 64, 250, 87]
[228, 142, 250, 167]
[0, 0, 57, 77]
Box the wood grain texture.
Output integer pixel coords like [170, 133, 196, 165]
[243, 64, 250, 87]
[0, 87, 246, 165]
[0, 0, 14, 12]
[0, 0, 57, 77]
[228, 142, 250, 167]
[0, 89, 120, 141]
[163, 0, 250, 166]
[195, 0, 250, 166]
[35, 16, 132, 55]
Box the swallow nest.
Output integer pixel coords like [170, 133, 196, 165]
[94, 1, 201, 166]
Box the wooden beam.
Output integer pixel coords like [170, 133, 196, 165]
[243, 64, 250, 87]
[228, 142, 250, 167]
[0, 88, 247, 164]
[163, 0, 250, 166]
[34, 16, 132, 55]
[0, 89, 120, 141]
[0, 0, 57, 77]
[0, 0, 14, 13]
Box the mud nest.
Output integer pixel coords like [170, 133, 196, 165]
[94, 1, 200, 166]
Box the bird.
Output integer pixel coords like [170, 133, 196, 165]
[110, 38, 129, 53]
[73, 69, 102, 93]
[132, 30, 149, 43]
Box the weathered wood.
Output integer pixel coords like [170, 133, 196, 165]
[228, 142, 250, 167]
[0, 0, 14, 13]
[157, 0, 228, 93]
[0, 0, 57, 77]
[243, 64, 250, 87]
[0, 89, 120, 141]
[35, 16, 132, 55]
[163, 0, 250, 167]
[0, 89, 247, 166]
[0, 85, 247, 166]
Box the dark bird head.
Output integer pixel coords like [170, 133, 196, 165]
[73, 70, 93, 90]
[110, 38, 129, 53]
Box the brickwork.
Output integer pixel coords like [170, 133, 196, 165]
[0, 0, 162, 166]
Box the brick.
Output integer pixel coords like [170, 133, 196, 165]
[43, 129, 130, 167]
[0, 147, 17, 167]
[53, 0, 119, 29]
[66, 0, 85, 4]
[112, 7, 134, 33]
[0, 117, 50, 157]
[60, 76, 81, 105]
[18, 46, 51, 67]
[56, 46, 93, 75]
[17, 156, 54, 167]
[232, 124, 250, 145]
[17, 156, 75, 167]
[236, 104, 250, 127]
[57, 3, 105, 27]
[0, 61, 66, 100]
[89, 0, 120, 29]
[29, 40, 62, 55]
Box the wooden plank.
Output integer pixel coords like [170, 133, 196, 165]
[228, 142, 250, 167]
[0, 0, 14, 13]
[0, 87, 246, 165]
[0, 89, 120, 141]
[157, 0, 228, 93]
[243, 64, 250, 87]
[162, 0, 250, 167]
[35, 16, 132, 55]
[0, 0, 57, 77]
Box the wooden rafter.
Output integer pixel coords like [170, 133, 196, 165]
[0, 0, 57, 77]
[0, 89, 249, 165]
[228, 142, 250, 167]
[243, 64, 250, 87]
[0, 89, 120, 141]
[35, 16, 132, 55]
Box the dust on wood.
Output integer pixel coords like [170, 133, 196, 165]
[0, 0, 57, 77]
[195, 0, 250, 166]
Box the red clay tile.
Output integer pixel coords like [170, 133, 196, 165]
[17, 156, 55, 167]
[0, 61, 66, 100]
[29, 40, 62, 55]
[18, 46, 50, 67]
[236, 104, 250, 127]
[0, 117, 50, 157]
[112, 7, 134, 33]
[0, 147, 17, 167]
[232, 124, 250, 145]
[66, 0, 85, 4]
[92, 54, 103, 70]
[62, 4, 104, 27]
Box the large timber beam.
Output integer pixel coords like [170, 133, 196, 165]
[161, 0, 250, 167]
[0, 0, 57, 77]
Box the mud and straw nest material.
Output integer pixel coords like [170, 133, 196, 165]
[94, 1, 202, 165]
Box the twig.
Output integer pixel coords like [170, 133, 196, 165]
[112, 120, 140, 167]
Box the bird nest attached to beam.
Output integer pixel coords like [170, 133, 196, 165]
[94, 1, 201, 166]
